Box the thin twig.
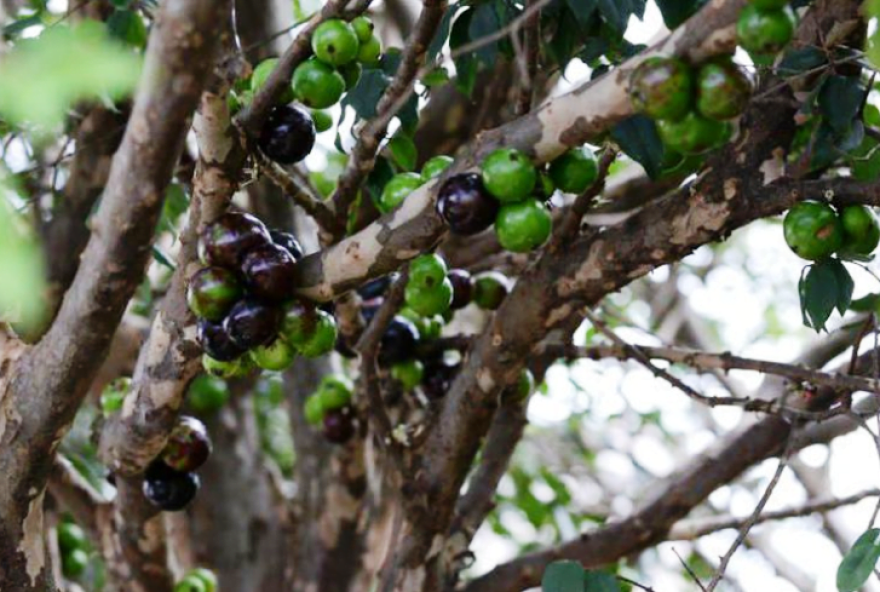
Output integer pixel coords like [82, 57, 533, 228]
[672, 548, 709, 592]
[328, 0, 448, 238]
[252, 146, 337, 232]
[669, 488, 880, 541]
[514, 0, 540, 116]
[705, 442, 793, 592]
[553, 148, 618, 244]
[355, 270, 410, 474]
[545, 343, 880, 399]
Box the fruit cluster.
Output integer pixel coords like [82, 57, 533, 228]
[736, 0, 796, 63]
[174, 568, 218, 592]
[142, 416, 212, 512]
[434, 146, 571, 253]
[629, 54, 749, 157]
[304, 375, 356, 443]
[244, 16, 382, 162]
[188, 211, 337, 378]
[783, 202, 880, 261]
[57, 519, 90, 580]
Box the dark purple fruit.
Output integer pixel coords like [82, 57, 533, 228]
[187, 267, 243, 322]
[161, 416, 212, 473]
[436, 173, 500, 236]
[258, 104, 316, 164]
[335, 335, 358, 358]
[224, 299, 283, 350]
[361, 299, 382, 324]
[269, 230, 304, 260]
[241, 243, 297, 301]
[378, 315, 419, 366]
[322, 407, 356, 443]
[357, 273, 398, 300]
[199, 212, 271, 268]
[447, 269, 473, 310]
[197, 319, 245, 361]
[421, 359, 460, 400]
[142, 461, 200, 512]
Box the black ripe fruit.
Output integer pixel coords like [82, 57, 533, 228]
[436, 173, 499, 236]
[258, 104, 317, 165]
[269, 230, 304, 260]
[197, 319, 245, 362]
[447, 269, 473, 310]
[161, 417, 212, 473]
[142, 461, 200, 512]
[378, 315, 420, 366]
[241, 243, 297, 302]
[199, 212, 271, 268]
[224, 299, 283, 350]
[322, 407, 356, 444]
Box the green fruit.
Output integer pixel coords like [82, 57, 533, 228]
[299, 310, 337, 358]
[339, 61, 362, 90]
[319, 379, 353, 411]
[251, 57, 295, 104]
[62, 548, 89, 579]
[378, 172, 422, 213]
[481, 148, 537, 203]
[749, 0, 788, 8]
[783, 201, 844, 261]
[312, 19, 360, 66]
[188, 375, 230, 414]
[189, 569, 218, 592]
[58, 523, 87, 552]
[696, 58, 753, 121]
[174, 576, 207, 592]
[656, 112, 731, 155]
[281, 304, 317, 349]
[101, 390, 125, 414]
[736, 5, 795, 56]
[292, 58, 346, 109]
[202, 354, 249, 379]
[304, 394, 325, 425]
[357, 35, 382, 66]
[352, 16, 375, 43]
[250, 338, 296, 371]
[421, 155, 454, 181]
[404, 277, 453, 317]
[100, 377, 129, 415]
[473, 271, 511, 310]
[839, 205, 880, 257]
[409, 253, 448, 289]
[548, 148, 599, 194]
[511, 368, 534, 400]
[392, 360, 424, 390]
[187, 267, 243, 322]
[495, 198, 552, 253]
[629, 57, 694, 122]
[311, 109, 333, 132]
[398, 308, 443, 339]
[535, 171, 556, 198]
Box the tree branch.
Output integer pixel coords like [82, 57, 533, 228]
[328, 0, 449, 239]
[0, 1, 225, 588]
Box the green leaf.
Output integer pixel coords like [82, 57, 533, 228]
[450, 9, 478, 96]
[799, 260, 840, 332]
[655, 0, 700, 29]
[542, 561, 586, 592]
[107, 9, 148, 49]
[0, 21, 142, 127]
[468, 1, 503, 64]
[388, 135, 418, 172]
[2, 15, 43, 38]
[827, 259, 854, 314]
[0, 175, 48, 331]
[341, 67, 388, 121]
[610, 115, 665, 179]
[428, 4, 460, 60]
[837, 528, 880, 592]
[819, 75, 865, 135]
[151, 246, 176, 270]
[158, 183, 189, 233]
[850, 293, 880, 313]
[597, 0, 645, 32]
[564, 0, 598, 29]
[365, 156, 395, 205]
[583, 571, 622, 592]
[777, 46, 827, 75]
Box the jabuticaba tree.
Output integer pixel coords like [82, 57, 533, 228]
[2, 0, 880, 591]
